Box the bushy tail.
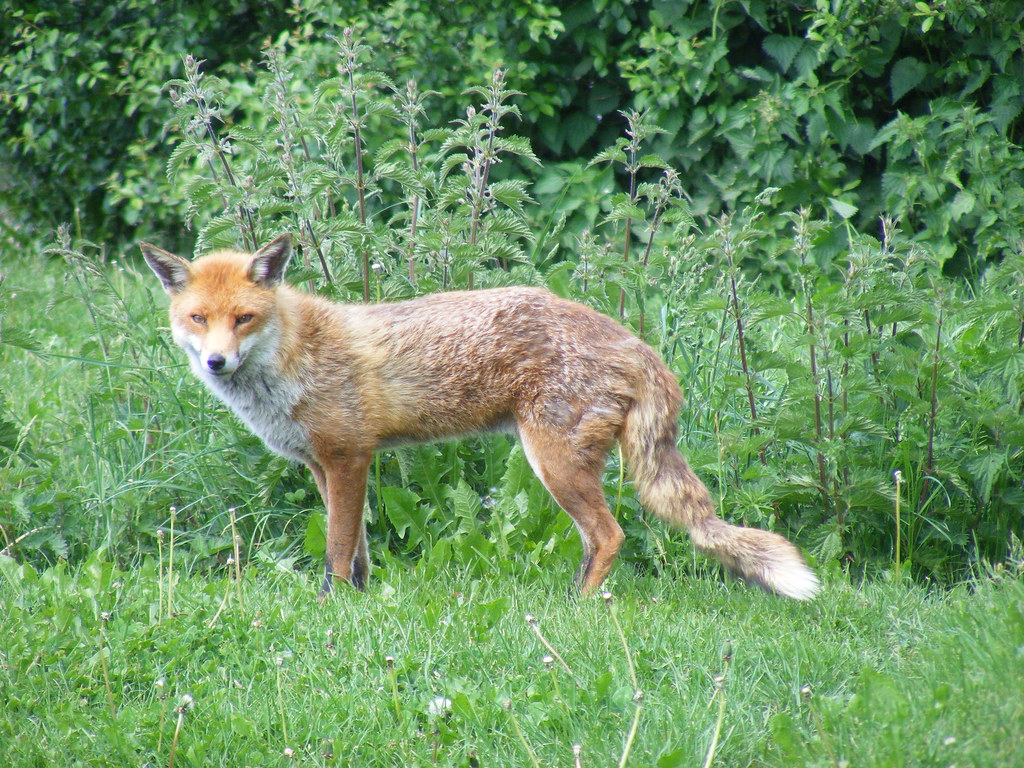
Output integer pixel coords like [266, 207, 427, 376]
[620, 355, 819, 601]
[686, 516, 820, 601]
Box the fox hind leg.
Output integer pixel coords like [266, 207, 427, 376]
[519, 427, 624, 594]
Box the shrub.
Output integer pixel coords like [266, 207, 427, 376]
[0, 0, 291, 243]
[4, 1, 1023, 278]
[4, 26, 1022, 586]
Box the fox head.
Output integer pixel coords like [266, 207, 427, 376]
[140, 234, 293, 382]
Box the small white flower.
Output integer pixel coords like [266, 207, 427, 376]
[427, 696, 452, 718]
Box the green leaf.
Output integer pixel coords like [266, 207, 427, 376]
[602, 203, 646, 224]
[638, 154, 670, 170]
[951, 190, 976, 221]
[382, 486, 431, 546]
[230, 712, 258, 739]
[303, 512, 327, 557]
[449, 480, 484, 536]
[762, 35, 803, 73]
[966, 449, 1008, 504]
[589, 145, 626, 167]
[828, 198, 858, 220]
[0, 327, 40, 351]
[769, 711, 801, 758]
[890, 57, 928, 102]
[852, 668, 910, 721]
[564, 112, 598, 153]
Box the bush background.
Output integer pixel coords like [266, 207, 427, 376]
[2, 0, 1023, 584]
[5, 0, 1024, 271]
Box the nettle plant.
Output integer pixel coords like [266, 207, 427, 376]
[156, 29, 1022, 584]
[167, 34, 540, 301]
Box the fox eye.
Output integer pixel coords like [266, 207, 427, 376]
[237, 314, 254, 325]
[191, 314, 207, 325]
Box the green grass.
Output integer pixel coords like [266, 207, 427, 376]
[1, 552, 1021, 767]
[4, 20, 1024, 765]
[2, 251, 1023, 766]
[3, 192, 1024, 766]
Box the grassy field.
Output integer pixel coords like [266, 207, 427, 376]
[5, 13, 1024, 764]
[0, 217, 1019, 768]
[2, 230, 1023, 767]
[1, 553, 1022, 767]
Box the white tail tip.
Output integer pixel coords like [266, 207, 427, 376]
[766, 560, 820, 601]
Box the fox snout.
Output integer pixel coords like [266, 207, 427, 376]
[184, 323, 244, 379]
[204, 352, 232, 376]
[194, 332, 243, 377]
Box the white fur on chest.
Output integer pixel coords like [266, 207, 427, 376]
[188, 334, 312, 464]
[214, 368, 311, 463]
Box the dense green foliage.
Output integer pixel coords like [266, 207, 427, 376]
[3, 7, 1023, 765]
[317, 0, 1024, 274]
[0, 0, 291, 242]
[3, 31, 1024, 586]
[2, 0, 1022, 590]
[2, 553, 1022, 766]
[3, 0, 1023, 275]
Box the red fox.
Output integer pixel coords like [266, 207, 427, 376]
[141, 234, 819, 600]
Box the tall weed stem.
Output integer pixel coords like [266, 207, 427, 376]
[167, 506, 176, 618]
[617, 111, 643, 320]
[717, 215, 762, 445]
[98, 613, 116, 717]
[603, 592, 643, 768]
[264, 46, 332, 284]
[504, 699, 543, 768]
[894, 471, 903, 579]
[793, 209, 830, 509]
[336, 29, 371, 300]
[386, 656, 402, 721]
[801, 685, 840, 768]
[275, 656, 289, 745]
[167, 695, 193, 768]
[524, 614, 574, 679]
[702, 643, 733, 768]
[390, 79, 432, 284]
[169, 56, 257, 250]
[919, 295, 944, 512]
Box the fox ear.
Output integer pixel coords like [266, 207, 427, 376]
[249, 234, 292, 287]
[140, 243, 192, 295]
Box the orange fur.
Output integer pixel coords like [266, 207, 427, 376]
[142, 234, 819, 600]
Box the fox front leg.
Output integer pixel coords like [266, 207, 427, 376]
[308, 452, 373, 599]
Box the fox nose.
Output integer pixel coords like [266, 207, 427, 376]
[207, 354, 227, 373]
